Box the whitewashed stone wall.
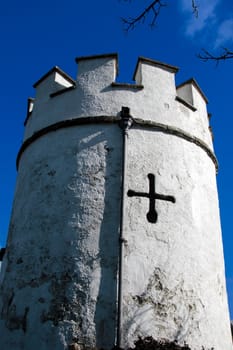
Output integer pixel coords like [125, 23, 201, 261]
[124, 130, 229, 348]
[0, 54, 232, 350]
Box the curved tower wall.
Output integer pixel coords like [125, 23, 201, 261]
[0, 54, 232, 350]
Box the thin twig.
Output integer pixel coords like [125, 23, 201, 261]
[198, 48, 233, 64]
[192, 0, 198, 18]
[122, 0, 167, 31]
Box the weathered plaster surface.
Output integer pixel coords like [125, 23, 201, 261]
[1, 125, 122, 349]
[0, 55, 232, 349]
[123, 129, 231, 349]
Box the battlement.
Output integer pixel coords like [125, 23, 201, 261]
[177, 78, 208, 110]
[75, 53, 118, 85]
[24, 53, 212, 150]
[33, 66, 76, 100]
[133, 56, 179, 85]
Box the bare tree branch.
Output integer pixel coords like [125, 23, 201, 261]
[121, 0, 198, 31]
[198, 48, 233, 64]
[121, 0, 233, 63]
[192, 0, 198, 18]
[121, 0, 167, 31]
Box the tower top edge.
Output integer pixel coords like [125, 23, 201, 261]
[133, 56, 179, 80]
[33, 66, 76, 88]
[75, 52, 118, 63]
[27, 54, 209, 122]
[177, 78, 208, 104]
[75, 53, 119, 77]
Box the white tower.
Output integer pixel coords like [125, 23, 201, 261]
[0, 54, 232, 350]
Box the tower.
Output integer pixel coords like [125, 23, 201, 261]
[0, 53, 232, 349]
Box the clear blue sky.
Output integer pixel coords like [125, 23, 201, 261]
[0, 0, 232, 318]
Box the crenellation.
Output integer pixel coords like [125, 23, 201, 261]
[75, 53, 118, 89]
[176, 78, 212, 148]
[23, 54, 215, 149]
[133, 57, 178, 96]
[33, 66, 75, 89]
[133, 57, 179, 83]
[176, 81, 194, 107]
[177, 78, 208, 109]
[133, 58, 142, 85]
[33, 66, 75, 102]
[190, 79, 209, 123]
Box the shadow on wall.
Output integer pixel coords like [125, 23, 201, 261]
[91, 126, 122, 348]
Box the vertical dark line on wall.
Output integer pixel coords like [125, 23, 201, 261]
[116, 107, 133, 348]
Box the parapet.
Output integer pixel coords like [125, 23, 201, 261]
[133, 56, 179, 85]
[177, 78, 208, 110]
[30, 54, 180, 104]
[33, 66, 76, 101]
[76, 53, 118, 85]
[23, 53, 213, 153]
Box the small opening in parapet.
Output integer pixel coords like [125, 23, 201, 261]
[114, 56, 140, 86]
[112, 58, 144, 90]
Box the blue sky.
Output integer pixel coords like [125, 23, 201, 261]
[0, 0, 233, 318]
